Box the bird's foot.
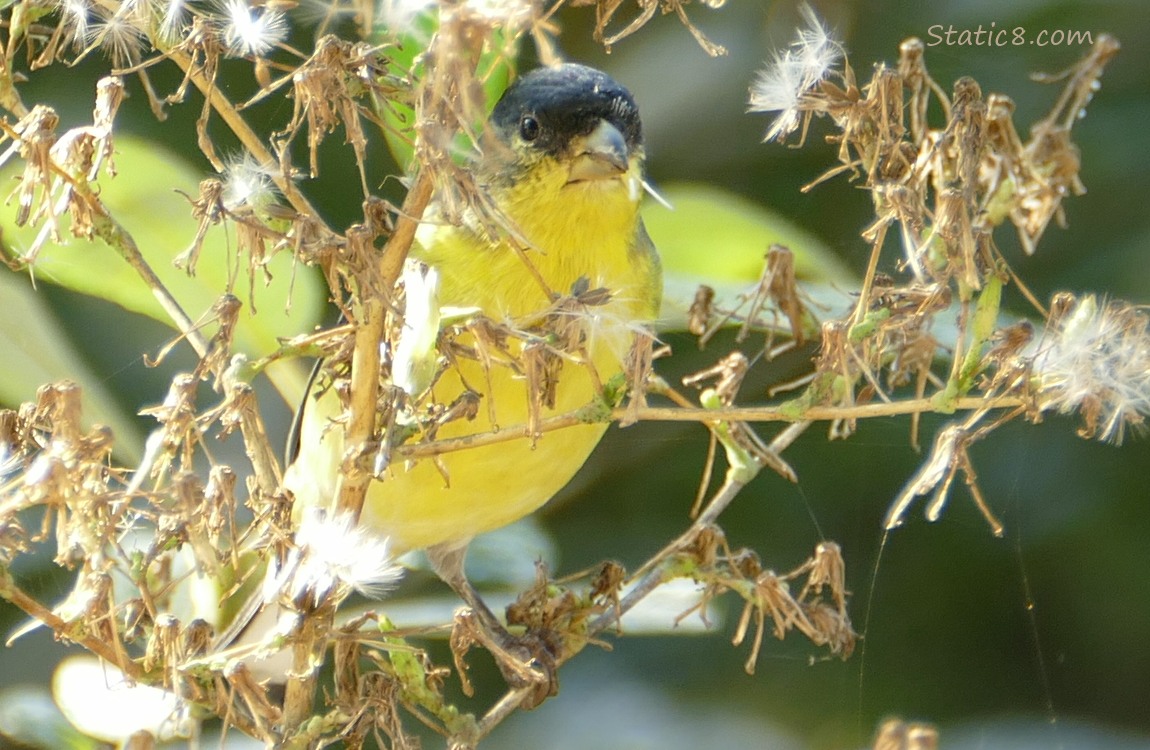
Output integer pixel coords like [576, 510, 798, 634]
[451, 608, 558, 709]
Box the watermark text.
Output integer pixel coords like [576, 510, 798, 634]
[926, 23, 1093, 47]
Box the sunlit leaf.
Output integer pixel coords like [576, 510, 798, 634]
[643, 183, 856, 328]
[52, 656, 192, 743]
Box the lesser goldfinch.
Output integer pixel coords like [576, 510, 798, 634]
[282, 63, 660, 692]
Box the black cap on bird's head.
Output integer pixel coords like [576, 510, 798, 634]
[487, 64, 643, 184]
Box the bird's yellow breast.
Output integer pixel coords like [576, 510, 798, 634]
[420, 155, 658, 320]
[287, 156, 660, 555]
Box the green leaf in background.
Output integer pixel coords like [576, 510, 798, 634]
[0, 136, 325, 412]
[643, 183, 856, 330]
[0, 271, 144, 459]
[372, 7, 517, 169]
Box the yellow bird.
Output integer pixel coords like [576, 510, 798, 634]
[282, 62, 660, 691]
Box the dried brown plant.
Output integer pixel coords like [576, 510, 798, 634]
[0, 1, 1140, 748]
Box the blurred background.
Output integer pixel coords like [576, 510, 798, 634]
[2, 1, 1150, 748]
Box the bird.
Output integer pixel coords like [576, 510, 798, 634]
[279, 62, 661, 698]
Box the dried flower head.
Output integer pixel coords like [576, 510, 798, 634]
[748, 3, 842, 142]
[1026, 295, 1150, 444]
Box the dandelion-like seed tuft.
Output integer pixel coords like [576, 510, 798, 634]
[1026, 295, 1150, 444]
[57, 0, 94, 50]
[87, 3, 149, 66]
[276, 510, 404, 607]
[217, 0, 287, 57]
[221, 154, 279, 211]
[156, 0, 193, 42]
[377, 0, 435, 33]
[748, 3, 842, 142]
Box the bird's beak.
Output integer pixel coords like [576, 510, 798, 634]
[567, 119, 629, 183]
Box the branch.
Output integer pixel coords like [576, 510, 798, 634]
[623, 395, 1025, 423]
[393, 395, 1026, 461]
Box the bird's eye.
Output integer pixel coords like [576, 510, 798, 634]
[519, 115, 541, 142]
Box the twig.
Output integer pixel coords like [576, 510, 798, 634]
[281, 607, 335, 743]
[84, 186, 211, 359]
[395, 412, 586, 459]
[393, 395, 1024, 461]
[475, 682, 532, 740]
[623, 396, 1025, 423]
[335, 171, 435, 522]
[280, 172, 435, 741]
[380, 171, 435, 289]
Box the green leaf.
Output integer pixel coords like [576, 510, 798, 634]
[0, 270, 144, 459]
[642, 183, 856, 329]
[0, 136, 325, 407]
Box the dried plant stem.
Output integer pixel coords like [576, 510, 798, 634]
[379, 171, 435, 288]
[85, 186, 211, 358]
[395, 395, 1023, 462]
[336, 171, 435, 522]
[283, 317, 383, 738]
[396, 412, 587, 459]
[476, 685, 531, 740]
[337, 297, 386, 522]
[280, 173, 436, 741]
[282, 607, 335, 744]
[626, 396, 1024, 423]
[164, 48, 322, 220]
[232, 384, 283, 493]
[769, 419, 811, 454]
[0, 568, 143, 680]
[852, 224, 887, 327]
